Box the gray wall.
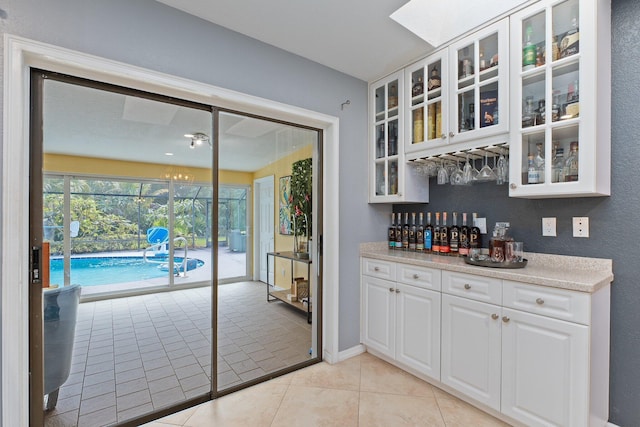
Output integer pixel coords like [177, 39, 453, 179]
[0, 0, 370, 417]
[395, 0, 640, 424]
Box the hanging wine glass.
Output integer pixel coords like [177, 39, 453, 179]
[451, 160, 465, 185]
[496, 148, 508, 185]
[462, 154, 473, 184]
[471, 157, 480, 181]
[477, 150, 497, 181]
[437, 160, 449, 185]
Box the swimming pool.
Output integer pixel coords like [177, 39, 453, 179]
[49, 256, 205, 287]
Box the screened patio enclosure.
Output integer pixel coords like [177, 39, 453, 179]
[44, 174, 249, 297]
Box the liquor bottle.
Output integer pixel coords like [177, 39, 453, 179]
[535, 100, 546, 126]
[432, 212, 441, 254]
[409, 213, 417, 251]
[425, 212, 433, 253]
[416, 212, 425, 252]
[552, 146, 565, 183]
[564, 141, 579, 182]
[459, 213, 470, 257]
[389, 161, 398, 194]
[402, 213, 410, 251]
[522, 96, 536, 128]
[388, 213, 396, 249]
[428, 66, 441, 91]
[560, 7, 580, 58]
[396, 213, 403, 249]
[527, 154, 540, 184]
[470, 213, 482, 249]
[412, 75, 424, 97]
[440, 212, 450, 255]
[388, 121, 397, 156]
[413, 108, 424, 144]
[388, 83, 398, 109]
[468, 103, 475, 130]
[449, 212, 460, 256]
[535, 142, 545, 183]
[564, 80, 579, 119]
[523, 24, 536, 71]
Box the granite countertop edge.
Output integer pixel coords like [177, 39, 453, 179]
[360, 243, 613, 294]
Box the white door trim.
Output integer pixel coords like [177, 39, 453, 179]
[2, 34, 340, 426]
[253, 175, 275, 282]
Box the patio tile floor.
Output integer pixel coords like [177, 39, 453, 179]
[45, 281, 312, 427]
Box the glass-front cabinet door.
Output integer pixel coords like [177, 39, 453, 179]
[447, 18, 509, 149]
[509, 0, 610, 198]
[404, 49, 449, 154]
[370, 71, 429, 203]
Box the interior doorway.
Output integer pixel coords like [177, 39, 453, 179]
[254, 175, 275, 283]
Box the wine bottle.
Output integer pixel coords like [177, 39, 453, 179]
[450, 212, 460, 256]
[388, 213, 396, 250]
[470, 212, 482, 249]
[459, 213, 470, 257]
[409, 212, 417, 251]
[440, 212, 450, 255]
[432, 212, 441, 254]
[396, 213, 403, 249]
[425, 212, 433, 253]
[416, 212, 424, 252]
[402, 212, 409, 251]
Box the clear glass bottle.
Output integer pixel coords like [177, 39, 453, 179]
[564, 141, 579, 182]
[560, 6, 580, 58]
[535, 142, 545, 183]
[522, 96, 536, 128]
[527, 154, 540, 184]
[552, 146, 565, 183]
[523, 24, 536, 71]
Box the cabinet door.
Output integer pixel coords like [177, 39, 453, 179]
[441, 294, 501, 410]
[508, 0, 610, 198]
[448, 18, 509, 149]
[501, 308, 589, 427]
[362, 275, 395, 358]
[395, 284, 441, 380]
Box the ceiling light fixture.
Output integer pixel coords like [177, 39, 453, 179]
[184, 132, 210, 149]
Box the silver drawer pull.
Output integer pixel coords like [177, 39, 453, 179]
[536, 298, 545, 305]
[502, 316, 510, 323]
[374, 267, 380, 272]
[491, 313, 499, 320]
[464, 284, 471, 290]
[389, 287, 394, 292]
[413, 274, 419, 279]
[395, 289, 400, 293]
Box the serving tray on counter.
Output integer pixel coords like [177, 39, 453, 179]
[464, 257, 528, 269]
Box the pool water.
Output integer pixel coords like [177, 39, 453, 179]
[49, 256, 204, 287]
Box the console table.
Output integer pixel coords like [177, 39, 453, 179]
[266, 251, 312, 323]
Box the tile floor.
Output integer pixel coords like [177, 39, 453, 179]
[45, 282, 312, 426]
[146, 352, 510, 427]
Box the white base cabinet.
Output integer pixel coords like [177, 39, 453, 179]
[361, 257, 610, 427]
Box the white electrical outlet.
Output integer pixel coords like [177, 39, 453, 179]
[572, 217, 589, 238]
[542, 217, 557, 236]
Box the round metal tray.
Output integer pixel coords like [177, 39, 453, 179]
[463, 257, 528, 269]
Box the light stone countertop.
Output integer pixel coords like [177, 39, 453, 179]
[360, 242, 613, 293]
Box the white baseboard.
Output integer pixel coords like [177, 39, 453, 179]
[336, 344, 366, 362]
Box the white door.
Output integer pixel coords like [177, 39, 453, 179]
[255, 176, 274, 283]
[441, 294, 502, 410]
[395, 283, 441, 380]
[501, 308, 589, 427]
[362, 275, 395, 358]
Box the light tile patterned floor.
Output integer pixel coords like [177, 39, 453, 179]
[147, 353, 511, 427]
[45, 282, 311, 427]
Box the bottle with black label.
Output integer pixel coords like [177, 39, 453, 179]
[409, 213, 417, 251]
[440, 212, 450, 255]
[396, 213, 403, 250]
[432, 212, 441, 254]
[388, 213, 396, 249]
[450, 212, 460, 256]
[416, 213, 425, 252]
[425, 212, 433, 253]
[402, 212, 410, 251]
[459, 213, 470, 257]
[470, 212, 482, 249]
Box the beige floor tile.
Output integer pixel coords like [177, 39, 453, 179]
[269, 371, 296, 385]
[433, 387, 510, 427]
[359, 391, 446, 427]
[290, 357, 361, 391]
[183, 382, 287, 427]
[360, 356, 434, 397]
[154, 405, 198, 425]
[271, 385, 359, 427]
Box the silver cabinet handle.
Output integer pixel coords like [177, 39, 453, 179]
[449, 131, 455, 138]
[413, 273, 419, 279]
[502, 316, 510, 323]
[374, 267, 380, 272]
[491, 313, 499, 320]
[441, 133, 447, 139]
[536, 298, 545, 305]
[464, 284, 471, 290]
[389, 287, 394, 292]
[395, 289, 400, 293]
[510, 183, 517, 190]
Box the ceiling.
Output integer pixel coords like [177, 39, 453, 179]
[155, 0, 433, 82]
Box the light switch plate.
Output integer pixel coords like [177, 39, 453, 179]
[542, 217, 557, 236]
[474, 217, 487, 234]
[572, 217, 589, 237]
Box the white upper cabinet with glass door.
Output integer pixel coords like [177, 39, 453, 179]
[508, 0, 611, 198]
[447, 18, 510, 150]
[370, 71, 429, 203]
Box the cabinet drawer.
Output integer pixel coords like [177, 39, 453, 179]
[397, 264, 441, 291]
[362, 257, 396, 281]
[503, 280, 591, 325]
[442, 271, 501, 304]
